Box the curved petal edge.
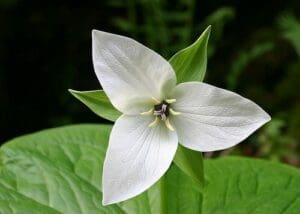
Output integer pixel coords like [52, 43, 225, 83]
[102, 115, 178, 205]
[170, 82, 271, 152]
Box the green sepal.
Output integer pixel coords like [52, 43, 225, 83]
[69, 89, 121, 122]
[169, 25, 211, 83]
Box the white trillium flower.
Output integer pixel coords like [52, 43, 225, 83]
[92, 30, 271, 205]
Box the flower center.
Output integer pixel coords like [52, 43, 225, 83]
[140, 98, 180, 131]
[153, 101, 169, 121]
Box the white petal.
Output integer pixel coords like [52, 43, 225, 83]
[102, 115, 178, 205]
[92, 30, 176, 114]
[169, 82, 271, 152]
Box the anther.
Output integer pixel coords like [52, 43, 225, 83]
[165, 99, 176, 104]
[169, 108, 181, 115]
[164, 119, 175, 131]
[140, 108, 154, 115]
[151, 97, 161, 104]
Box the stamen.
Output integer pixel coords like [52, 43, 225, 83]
[153, 110, 162, 116]
[164, 119, 175, 131]
[149, 117, 159, 127]
[151, 97, 161, 104]
[169, 108, 181, 115]
[165, 99, 176, 104]
[148, 99, 179, 128]
[140, 108, 154, 115]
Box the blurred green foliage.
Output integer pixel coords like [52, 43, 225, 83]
[110, 1, 235, 58]
[226, 41, 274, 90]
[0, 0, 299, 166]
[279, 12, 300, 56]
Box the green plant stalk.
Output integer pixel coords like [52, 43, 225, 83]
[160, 175, 167, 214]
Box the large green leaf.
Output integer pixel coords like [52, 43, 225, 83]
[173, 145, 204, 186]
[203, 157, 300, 213]
[0, 125, 123, 213]
[0, 184, 60, 214]
[69, 89, 121, 122]
[169, 25, 211, 83]
[129, 157, 300, 214]
[1, 125, 300, 213]
[0, 124, 202, 214]
[162, 164, 202, 214]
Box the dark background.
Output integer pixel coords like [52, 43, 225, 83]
[1, 0, 299, 165]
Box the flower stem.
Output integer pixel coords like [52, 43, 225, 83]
[160, 175, 167, 214]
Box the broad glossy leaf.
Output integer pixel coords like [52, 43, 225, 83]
[203, 157, 300, 213]
[162, 164, 202, 214]
[173, 145, 204, 186]
[169, 25, 211, 83]
[150, 157, 300, 214]
[0, 124, 197, 213]
[1, 125, 300, 213]
[69, 89, 121, 121]
[0, 125, 123, 214]
[126, 156, 300, 213]
[0, 184, 59, 214]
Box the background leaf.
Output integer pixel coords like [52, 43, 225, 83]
[203, 157, 300, 213]
[0, 184, 60, 214]
[226, 41, 274, 90]
[0, 125, 123, 213]
[69, 89, 121, 122]
[169, 25, 211, 83]
[162, 164, 202, 214]
[173, 145, 204, 186]
[279, 12, 300, 57]
[1, 125, 299, 213]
